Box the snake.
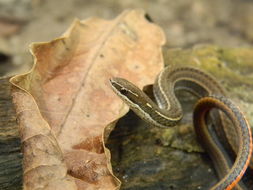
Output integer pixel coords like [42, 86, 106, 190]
[109, 66, 252, 190]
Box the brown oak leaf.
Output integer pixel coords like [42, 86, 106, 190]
[10, 9, 165, 190]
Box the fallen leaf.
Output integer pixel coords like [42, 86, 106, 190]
[10, 9, 165, 190]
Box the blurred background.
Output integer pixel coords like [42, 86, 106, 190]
[0, 0, 252, 77]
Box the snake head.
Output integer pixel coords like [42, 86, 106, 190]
[109, 77, 177, 128]
[109, 77, 157, 113]
[109, 77, 143, 105]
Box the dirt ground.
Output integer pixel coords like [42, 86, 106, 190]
[0, 0, 253, 76]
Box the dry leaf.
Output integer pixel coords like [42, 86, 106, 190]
[10, 9, 165, 190]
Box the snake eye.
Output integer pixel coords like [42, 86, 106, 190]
[120, 88, 128, 95]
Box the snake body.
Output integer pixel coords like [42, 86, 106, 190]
[109, 66, 252, 190]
